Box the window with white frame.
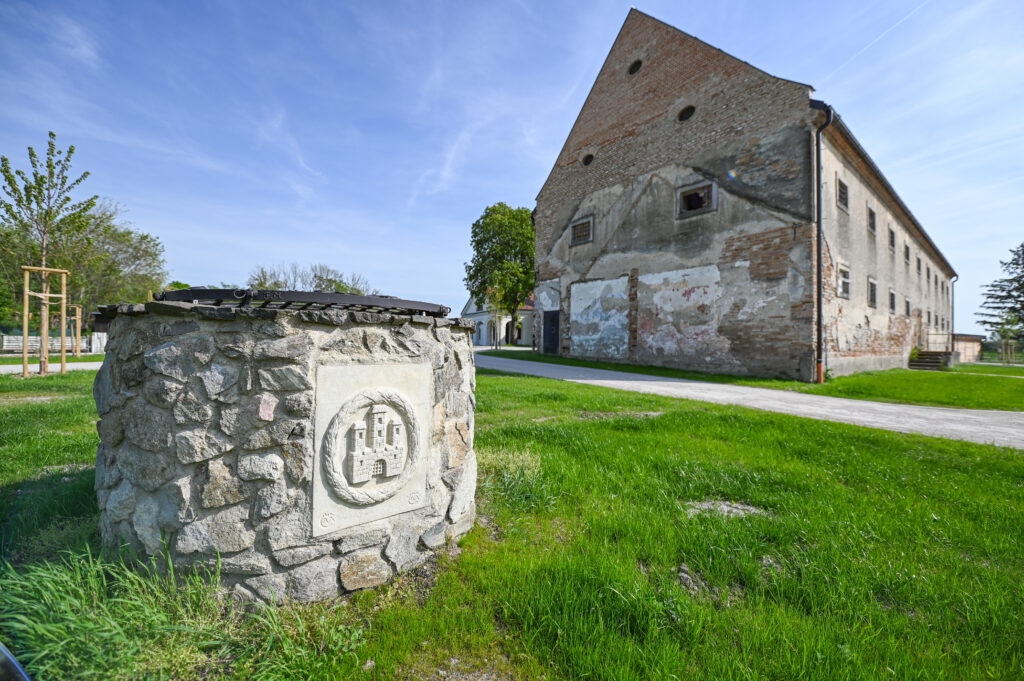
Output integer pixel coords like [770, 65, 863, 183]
[867, 208, 876, 235]
[888, 227, 896, 252]
[904, 244, 911, 265]
[838, 267, 850, 299]
[905, 297, 911, 316]
[867, 277, 877, 308]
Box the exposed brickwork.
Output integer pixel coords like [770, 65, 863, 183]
[532, 9, 953, 380]
[721, 226, 796, 281]
[535, 10, 817, 284]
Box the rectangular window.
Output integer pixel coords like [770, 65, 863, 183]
[888, 289, 896, 313]
[904, 244, 910, 264]
[867, 208, 876, 235]
[838, 267, 850, 299]
[837, 179, 849, 211]
[867, 278, 877, 308]
[927, 310, 931, 326]
[569, 217, 593, 246]
[905, 298, 911, 316]
[934, 274, 939, 290]
[676, 181, 717, 218]
[888, 227, 896, 252]
[917, 257, 922, 274]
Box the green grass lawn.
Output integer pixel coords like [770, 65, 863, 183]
[482, 350, 1024, 411]
[949, 363, 1024, 377]
[0, 353, 105, 365]
[1, 370, 1022, 679]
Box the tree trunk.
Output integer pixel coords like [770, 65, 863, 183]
[39, 233, 49, 375]
[39, 272, 49, 375]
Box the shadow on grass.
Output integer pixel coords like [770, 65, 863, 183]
[1, 466, 99, 564]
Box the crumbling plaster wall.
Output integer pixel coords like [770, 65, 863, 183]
[533, 10, 819, 380]
[819, 135, 954, 375]
[537, 162, 816, 378]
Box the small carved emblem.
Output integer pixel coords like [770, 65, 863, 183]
[319, 512, 336, 527]
[347, 404, 406, 484]
[322, 389, 420, 507]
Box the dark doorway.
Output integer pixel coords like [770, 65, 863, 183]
[542, 310, 559, 354]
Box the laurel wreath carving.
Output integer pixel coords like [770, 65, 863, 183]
[321, 389, 420, 506]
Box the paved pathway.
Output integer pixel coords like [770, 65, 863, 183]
[475, 354, 1024, 449]
[0, 361, 104, 375]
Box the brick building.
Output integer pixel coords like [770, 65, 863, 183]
[533, 9, 955, 380]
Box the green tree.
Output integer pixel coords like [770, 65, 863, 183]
[71, 203, 167, 312]
[1, 132, 98, 372]
[246, 263, 377, 295]
[977, 242, 1024, 341]
[463, 203, 534, 344]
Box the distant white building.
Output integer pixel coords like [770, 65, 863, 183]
[460, 295, 535, 348]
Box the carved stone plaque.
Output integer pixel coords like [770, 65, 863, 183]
[312, 363, 431, 536]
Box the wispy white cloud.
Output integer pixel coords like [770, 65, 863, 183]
[819, 0, 933, 85]
[252, 107, 319, 177]
[52, 14, 102, 69]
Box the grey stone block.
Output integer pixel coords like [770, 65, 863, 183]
[176, 427, 234, 464]
[106, 479, 137, 522]
[287, 556, 340, 601]
[339, 549, 392, 591]
[254, 480, 288, 520]
[257, 366, 311, 392]
[238, 452, 284, 481]
[447, 453, 476, 523]
[174, 504, 254, 554]
[336, 525, 388, 554]
[274, 543, 333, 568]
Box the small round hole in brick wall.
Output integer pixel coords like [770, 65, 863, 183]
[678, 105, 696, 121]
[582, 154, 594, 166]
[628, 60, 642, 75]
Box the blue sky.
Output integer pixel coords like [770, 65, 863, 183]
[1, 0, 1020, 333]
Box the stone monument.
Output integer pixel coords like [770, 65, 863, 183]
[93, 298, 476, 602]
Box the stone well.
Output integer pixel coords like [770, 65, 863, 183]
[93, 298, 476, 602]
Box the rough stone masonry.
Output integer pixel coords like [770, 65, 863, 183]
[93, 300, 476, 602]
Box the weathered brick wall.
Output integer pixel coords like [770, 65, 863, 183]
[533, 9, 819, 380]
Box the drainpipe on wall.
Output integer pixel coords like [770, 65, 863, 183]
[950, 274, 958, 354]
[814, 103, 834, 383]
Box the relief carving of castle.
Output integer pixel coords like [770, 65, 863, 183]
[347, 404, 406, 484]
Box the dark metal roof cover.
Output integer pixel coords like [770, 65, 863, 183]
[153, 288, 450, 317]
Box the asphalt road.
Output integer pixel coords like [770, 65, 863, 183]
[5, 354, 1021, 449]
[475, 353, 1024, 449]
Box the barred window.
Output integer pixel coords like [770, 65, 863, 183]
[888, 228, 896, 252]
[867, 208, 876, 235]
[837, 179, 849, 210]
[904, 244, 911, 264]
[569, 217, 593, 246]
